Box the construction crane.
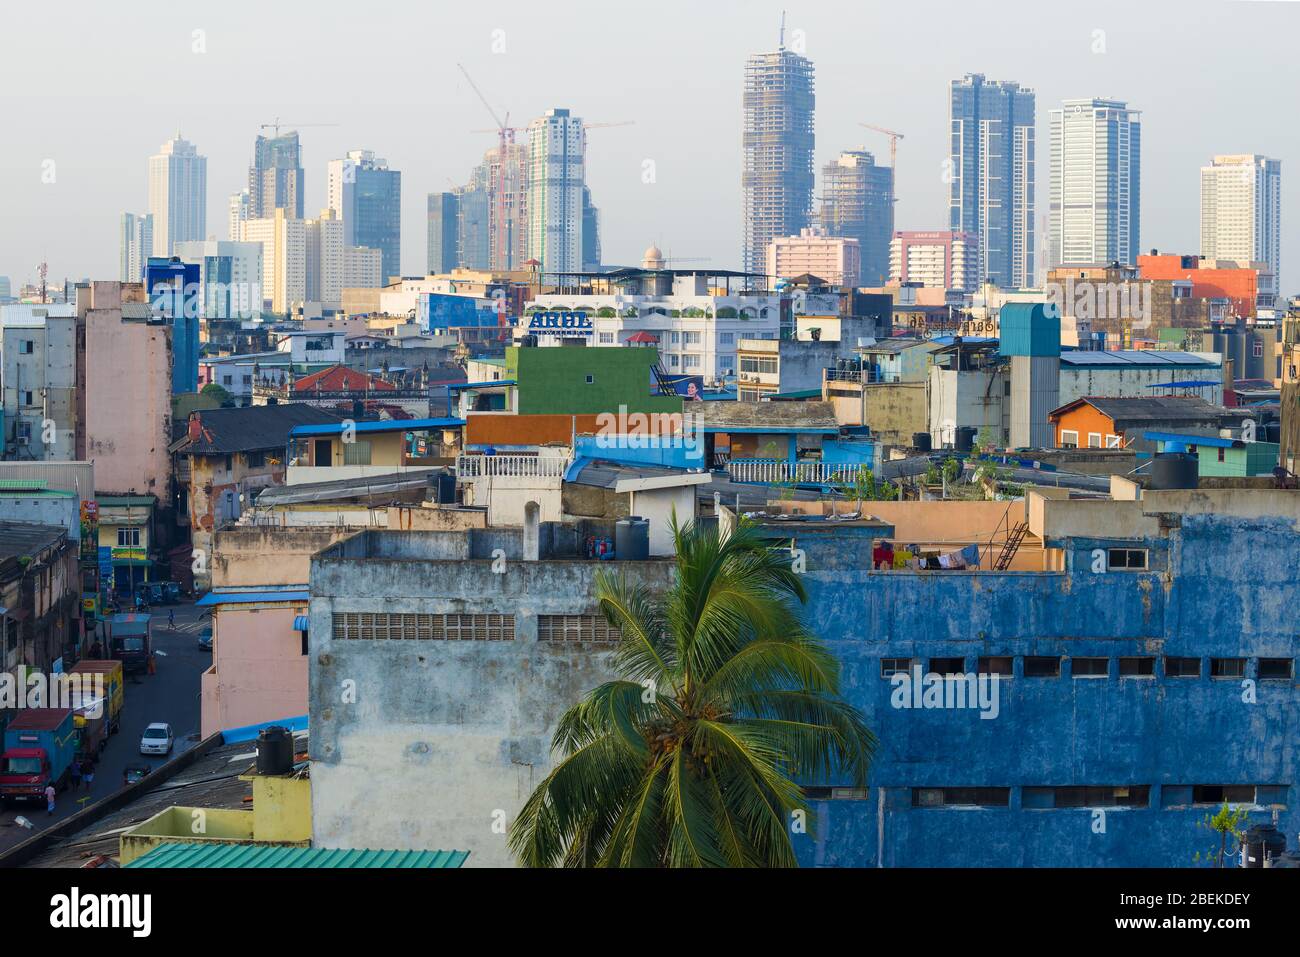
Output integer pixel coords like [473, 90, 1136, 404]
[259, 118, 339, 137]
[459, 63, 522, 271]
[859, 123, 904, 204]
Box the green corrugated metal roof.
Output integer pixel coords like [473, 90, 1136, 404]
[0, 478, 49, 491]
[125, 843, 469, 869]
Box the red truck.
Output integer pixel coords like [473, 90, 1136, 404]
[0, 708, 78, 803]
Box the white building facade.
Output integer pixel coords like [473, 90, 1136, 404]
[526, 109, 585, 276]
[0, 305, 78, 460]
[1201, 154, 1282, 290]
[172, 240, 264, 320]
[148, 135, 207, 256]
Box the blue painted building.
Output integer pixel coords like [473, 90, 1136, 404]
[772, 489, 1299, 867]
[145, 256, 201, 394]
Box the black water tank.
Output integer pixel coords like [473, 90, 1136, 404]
[615, 516, 650, 561]
[1148, 452, 1198, 490]
[256, 726, 294, 775]
[954, 427, 976, 453]
[913, 432, 932, 452]
[435, 470, 457, 504]
[1243, 824, 1287, 868]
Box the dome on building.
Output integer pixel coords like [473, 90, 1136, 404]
[641, 244, 665, 269]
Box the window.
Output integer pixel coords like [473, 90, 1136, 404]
[738, 355, 779, 375]
[222, 375, 233, 386]
[880, 657, 912, 678]
[1217, 447, 1226, 463]
[929, 657, 965, 676]
[342, 440, 372, 465]
[1026, 786, 1150, 808]
[585, 374, 594, 384]
[224, 455, 233, 472]
[1119, 656, 1155, 677]
[1106, 434, 1121, 449]
[1024, 656, 1061, 678]
[245, 451, 266, 469]
[331, 612, 515, 641]
[598, 332, 615, 344]
[1258, 658, 1294, 680]
[977, 656, 1013, 677]
[668, 354, 679, 369]
[1060, 429, 1079, 448]
[116, 527, 141, 547]
[670, 332, 680, 344]
[20, 339, 34, 355]
[802, 786, 870, 800]
[683, 331, 701, 345]
[537, 615, 621, 643]
[1210, 657, 1246, 679]
[20, 391, 33, 406]
[683, 354, 701, 370]
[1192, 785, 1256, 806]
[1253, 340, 1264, 358]
[912, 787, 1010, 808]
[301, 630, 309, 656]
[1107, 548, 1147, 570]
[1164, 656, 1201, 678]
[719, 332, 735, 345]
[1071, 657, 1109, 677]
[1088, 433, 1102, 449]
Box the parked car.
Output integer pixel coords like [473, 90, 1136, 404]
[197, 627, 213, 652]
[123, 764, 152, 786]
[139, 723, 173, 756]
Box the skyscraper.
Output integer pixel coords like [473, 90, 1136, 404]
[1201, 154, 1282, 286]
[327, 150, 402, 283]
[249, 130, 305, 219]
[1048, 98, 1141, 268]
[427, 192, 460, 274]
[821, 150, 893, 286]
[525, 108, 586, 276]
[581, 186, 601, 273]
[742, 39, 814, 279]
[148, 135, 207, 256]
[120, 212, 153, 282]
[228, 190, 251, 242]
[949, 74, 1035, 288]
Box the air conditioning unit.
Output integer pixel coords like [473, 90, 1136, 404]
[16, 436, 30, 446]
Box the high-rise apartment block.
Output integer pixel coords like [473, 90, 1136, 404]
[526, 109, 586, 276]
[767, 226, 860, 287]
[172, 240, 264, 320]
[249, 131, 305, 219]
[1048, 98, 1141, 268]
[239, 209, 306, 314]
[427, 192, 460, 274]
[949, 74, 1035, 288]
[1201, 154, 1282, 291]
[820, 150, 893, 286]
[742, 42, 815, 278]
[120, 212, 154, 283]
[148, 135, 207, 257]
[228, 190, 251, 242]
[327, 150, 402, 283]
[889, 230, 976, 291]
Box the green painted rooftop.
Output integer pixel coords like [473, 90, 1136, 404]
[125, 843, 469, 869]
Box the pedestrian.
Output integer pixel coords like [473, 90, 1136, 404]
[82, 759, 95, 789]
[70, 759, 82, 790]
[45, 784, 56, 816]
[168, 609, 175, 629]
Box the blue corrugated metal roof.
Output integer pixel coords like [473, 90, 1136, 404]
[288, 417, 465, 438]
[196, 589, 309, 607]
[221, 714, 308, 743]
[126, 843, 468, 868]
[1144, 430, 1238, 449]
[292, 615, 310, 630]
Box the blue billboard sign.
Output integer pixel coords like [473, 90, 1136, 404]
[526, 311, 593, 336]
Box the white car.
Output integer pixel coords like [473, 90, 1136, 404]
[139, 723, 174, 756]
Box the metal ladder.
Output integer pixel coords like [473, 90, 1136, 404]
[994, 521, 1030, 570]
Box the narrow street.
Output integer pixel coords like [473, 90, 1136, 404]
[0, 598, 211, 854]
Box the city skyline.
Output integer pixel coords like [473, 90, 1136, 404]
[0, 0, 1295, 290]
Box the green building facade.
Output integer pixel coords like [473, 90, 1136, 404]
[505, 346, 683, 416]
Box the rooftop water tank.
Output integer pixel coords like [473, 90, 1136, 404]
[615, 516, 650, 561]
[256, 725, 294, 776]
[1148, 452, 1198, 490]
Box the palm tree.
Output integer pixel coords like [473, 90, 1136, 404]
[509, 517, 877, 867]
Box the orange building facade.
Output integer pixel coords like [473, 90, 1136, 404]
[1137, 254, 1259, 319]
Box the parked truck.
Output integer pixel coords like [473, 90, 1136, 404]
[108, 613, 152, 674]
[67, 660, 124, 735]
[0, 708, 77, 803]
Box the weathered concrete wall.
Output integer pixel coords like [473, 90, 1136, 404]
[213, 526, 355, 587]
[308, 556, 675, 866]
[862, 382, 927, 445]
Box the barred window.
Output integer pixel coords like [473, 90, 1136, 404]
[537, 614, 621, 644]
[331, 612, 515, 640]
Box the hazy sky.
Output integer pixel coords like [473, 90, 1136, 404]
[1, 0, 1296, 290]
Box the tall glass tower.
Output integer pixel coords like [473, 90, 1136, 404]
[1048, 99, 1141, 268]
[949, 74, 1036, 288]
[327, 150, 402, 283]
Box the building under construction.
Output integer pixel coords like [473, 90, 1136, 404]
[820, 150, 894, 286]
[742, 44, 814, 282]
